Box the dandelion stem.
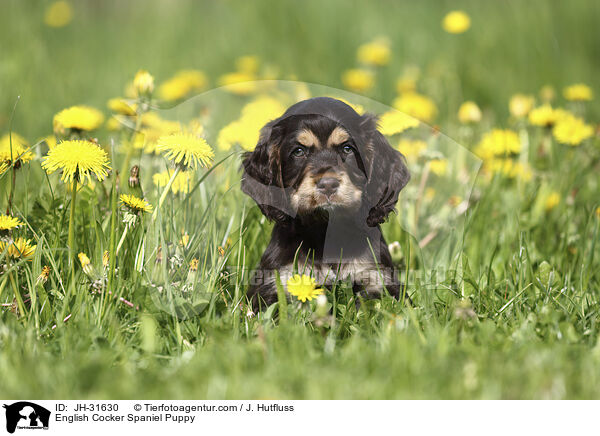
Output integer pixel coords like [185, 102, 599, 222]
[152, 166, 180, 222]
[6, 96, 20, 215]
[104, 144, 119, 322]
[9, 270, 27, 318]
[67, 178, 78, 286]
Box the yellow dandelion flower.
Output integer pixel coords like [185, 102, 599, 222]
[102, 250, 109, 268]
[216, 121, 240, 152]
[153, 170, 194, 194]
[0, 133, 33, 173]
[429, 159, 448, 176]
[53, 105, 104, 135]
[107, 98, 137, 116]
[133, 70, 154, 96]
[458, 101, 482, 124]
[78, 252, 91, 268]
[528, 104, 560, 127]
[218, 119, 261, 152]
[392, 92, 437, 123]
[509, 94, 535, 118]
[545, 192, 560, 211]
[0, 238, 36, 260]
[158, 70, 208, 101]
[563, 83, 593, 102]
[378, 110, 420, 136]
[37, 265, 51, 285]
[552, 115, 594, 146]
[341, 69, 374, 93]
[474, 129, 521, 160]
[42, 140, 110, 184]
[235, 55, 260, 74]
[485, 159, 532, 181]
[156, 133, 214, 169]
[217, 246, 225, 257]
[357, 38, 391, 67]
[142, 112, 182, 131]
[189, 258, 199, 271]
[106, 117, 123, 131]
[0, 215, 24, 231]
[44, 0, 72, 28]
[120, 194, 153, 214]
[442, 10, 471, 34]
[397, 139, 427, 159]
[287, 274, 324, 303]
[217, 96, 285, 151]
[218, 72, 257, 95]
[134, 113, 182, 153]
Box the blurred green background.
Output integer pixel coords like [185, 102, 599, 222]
[2, 0, 599, 136]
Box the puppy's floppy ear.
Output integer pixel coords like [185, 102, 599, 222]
[361, 114, 411, 227]
[241, 120, 290, 222]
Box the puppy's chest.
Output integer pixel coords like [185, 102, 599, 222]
[280, 256, 376, 286]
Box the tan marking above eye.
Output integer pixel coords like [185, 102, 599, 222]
[327, 126, 350, 147]
[296, 129, 320, 148]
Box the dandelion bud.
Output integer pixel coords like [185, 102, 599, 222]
[78, 252, 94, 276]
[128, 165, 140, 188]
[156, 245, 163, 264]
[179, 233, 190, 247]
[102, 250, 109, 269]
[218, 246, 225, 257]
[133, 70, 154, 96]
[539, 85, 555, 103]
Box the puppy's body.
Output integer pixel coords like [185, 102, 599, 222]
[242, 97, 410, 309]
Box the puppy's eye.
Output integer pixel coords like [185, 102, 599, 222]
[291, 146, 307, 158]
[341, 144, 355, 154]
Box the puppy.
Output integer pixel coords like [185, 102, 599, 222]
[241, 97, 410, 310]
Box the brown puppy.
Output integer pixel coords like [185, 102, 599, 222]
[241, 97, 410, 310]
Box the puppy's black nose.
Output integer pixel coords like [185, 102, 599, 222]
[316, 177, 340, 197]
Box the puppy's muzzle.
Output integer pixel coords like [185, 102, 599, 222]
[316, 177, 340, 198]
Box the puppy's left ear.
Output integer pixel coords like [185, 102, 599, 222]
[361, 114, 411, 227]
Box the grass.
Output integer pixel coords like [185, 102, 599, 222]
[1, 0, 600, 399]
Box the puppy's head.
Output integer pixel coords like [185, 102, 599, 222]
[242, 97, 410, 226]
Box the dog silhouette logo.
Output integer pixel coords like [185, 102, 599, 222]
[3, 402, 50, 433]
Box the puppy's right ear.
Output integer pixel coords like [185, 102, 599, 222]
[241, 121, 290, 222]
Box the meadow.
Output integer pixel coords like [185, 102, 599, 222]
[0, 0, 599, 399]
